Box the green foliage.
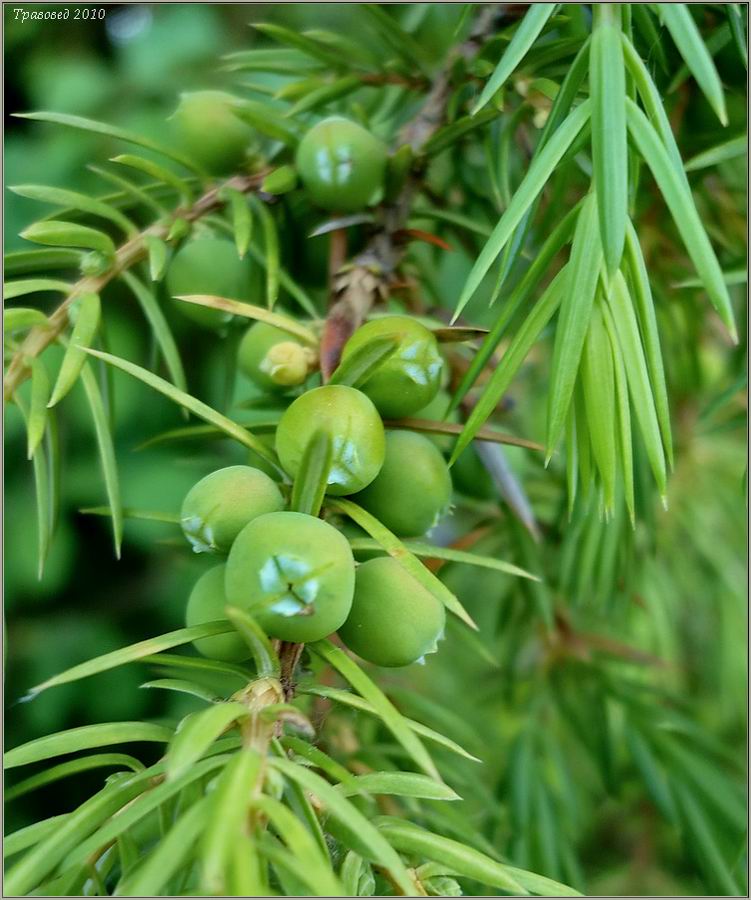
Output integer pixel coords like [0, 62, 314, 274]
[4, 4, 746, 897]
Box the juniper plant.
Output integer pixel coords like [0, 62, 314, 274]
[4, 4, 746, 897]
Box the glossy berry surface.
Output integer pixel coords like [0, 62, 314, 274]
[181, 465, 284, 554]
[295, 117, 387, 212]
[353, 430, 452, 537]
[342, 315, 444, 417]
[224, 511, 355, 642]
[238, 322, 312, 393]
[185, 564, 249, 661]
[338, 557, 446, 667]
[170, 91, 252, 175]
[275, 385, 385, 495]
[166, 237, 253, 328]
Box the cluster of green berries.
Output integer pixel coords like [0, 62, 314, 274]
[167, 103, 463, 666]
[182, 315, 454, 668]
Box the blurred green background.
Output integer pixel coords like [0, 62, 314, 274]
[4, 4, 747, 895]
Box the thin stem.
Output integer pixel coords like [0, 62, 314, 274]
[4, 170, 269, 402]
[279, 641, 305, 702]
[327, 228, 348, 300]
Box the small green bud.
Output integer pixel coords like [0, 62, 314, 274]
[238, 322, 316, 393]
[260, 341, 316, 387]
[167, 217, 191, 243]
[80, 250, 113, 277]
[261, 165, 298, 195]
[470, 58, 495, 78]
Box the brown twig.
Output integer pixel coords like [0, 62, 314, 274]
[383, 416, 544, 451]
[327, 228, 348, 293]
[279, 640, 305, 701]
[3, 170, 269, 403]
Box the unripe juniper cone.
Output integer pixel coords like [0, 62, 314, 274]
[185, 564, 249, 662]
[338, 557, 446, 667]
[275, 384, 386, 495]
[353, 430, 453, 537]
[181, 466, 284, 554]
[238, 321, 315, 392]
[342, 315, 444, 417]
[170, 90, 253, 175]
[295, 116, 387, 212]
[224, 511, 355, 642]
[166, 237, 253, 329]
